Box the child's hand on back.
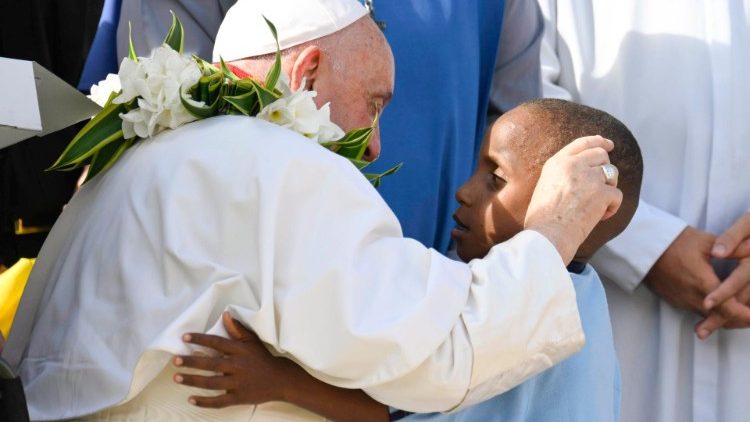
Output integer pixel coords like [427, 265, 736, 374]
[173, 311, 294, 408]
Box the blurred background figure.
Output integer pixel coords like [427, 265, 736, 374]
[0, 0, 103, 271]
[0, 0, 110, 341]
[540, 1, 750, 421]
[116, 0, 545, 252]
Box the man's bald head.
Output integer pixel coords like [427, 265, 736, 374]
[228, 17, 395, 161]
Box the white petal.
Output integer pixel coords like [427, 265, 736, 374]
[121, 118, 137, 139]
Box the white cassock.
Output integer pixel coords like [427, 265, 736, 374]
[539, 1, 750, 421]
[5, 116, 584, 421]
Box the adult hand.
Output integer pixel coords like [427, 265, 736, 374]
[693, 213, 750, 338]
[703, 213, 750, 309]
[174, 312, 295, 408]
[525, 135, 623, 264]
[643, 227, 750, 339]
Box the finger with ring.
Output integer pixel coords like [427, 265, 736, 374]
[601, 163, 619, 186]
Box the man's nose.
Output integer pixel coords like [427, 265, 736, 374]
[362, 129, 381, 162]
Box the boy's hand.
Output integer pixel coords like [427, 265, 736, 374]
[174, 312, 294, 408]
[525, 135, 623, 264]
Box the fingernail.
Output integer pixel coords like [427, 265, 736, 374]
[189, 397, 197, 405]
[174, 374, 183, 383]
[705, 299, 715, 310]
[698, 328, 710, 339]
[173, 357, 183, 366]
[713, 243, 727, 257]
[182, 334, 192, 342]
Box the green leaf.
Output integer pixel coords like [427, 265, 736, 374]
[193, 55, 219, 76]
[181, 91, 221, 119]
[128, 22, 138, 62]
[349, 158, 372, 171]
[220, 57, 239, 81]
[252, 79, 281, 109]
[223, 91, 260, 116]
[49, 102, 128, 170]
[322, 127, 372, 160]
[85, 138, 134, 182]
[365, 162, 403, 188]
[163, 11, 185, 54]
[262, 16, 282, 91]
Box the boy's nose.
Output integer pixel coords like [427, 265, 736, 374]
[455, 182, 472, 206]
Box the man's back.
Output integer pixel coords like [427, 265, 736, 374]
[18, 116, 344, 419]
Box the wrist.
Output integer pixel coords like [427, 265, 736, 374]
[277, 357, 308, 405]
[526, 224, 577, 264]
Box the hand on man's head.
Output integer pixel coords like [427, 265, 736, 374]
[524, 135, 623, 264]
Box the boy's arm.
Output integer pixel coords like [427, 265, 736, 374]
[174, 312, 389, 422]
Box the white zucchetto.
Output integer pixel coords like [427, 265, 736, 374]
[212, 0, 369, 62]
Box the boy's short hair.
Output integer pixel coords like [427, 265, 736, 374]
[522, 98, 643, 204]
[516, 99, 644, 252]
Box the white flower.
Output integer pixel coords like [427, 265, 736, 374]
[87, 73, 121, 107]
[257, 85, 344, 143]
[114, 45, 202, 139]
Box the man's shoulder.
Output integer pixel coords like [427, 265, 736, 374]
[109, 115, 356, 185]
[153, 115, 334, 159]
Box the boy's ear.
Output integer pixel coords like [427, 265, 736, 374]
[290, 45, 321, 91]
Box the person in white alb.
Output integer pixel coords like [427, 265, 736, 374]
[539, 1, 750, 421]
[3, 0, 625, 420]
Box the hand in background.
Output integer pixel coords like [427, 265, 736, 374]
[694, 213, 750, 338]
[644, 226, 750, 338]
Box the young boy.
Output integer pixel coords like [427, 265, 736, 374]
[172, 98, 643, 421]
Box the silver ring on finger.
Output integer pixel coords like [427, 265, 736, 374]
[601, 163, 618, 186]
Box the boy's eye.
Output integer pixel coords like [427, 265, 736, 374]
[487, 173, 506, 190]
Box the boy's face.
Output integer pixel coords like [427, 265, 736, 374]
[452, 109, 542, 262]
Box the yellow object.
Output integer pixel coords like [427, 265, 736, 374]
[0, 258, 34, 338]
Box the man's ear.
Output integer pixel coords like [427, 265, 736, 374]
[290, 45, 321, 91]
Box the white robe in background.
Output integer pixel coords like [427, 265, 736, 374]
[539, 1, 750, 421]
[5, 116, 583, 421]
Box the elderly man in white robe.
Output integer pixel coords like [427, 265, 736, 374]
[5, 0, 623, 420]
[540, 1, 750, 421]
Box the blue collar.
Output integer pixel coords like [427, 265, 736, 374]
[566, 261, 587, 274]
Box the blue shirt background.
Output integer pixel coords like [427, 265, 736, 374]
[369, 1, 505, 252]
[401, 265, 621, 421]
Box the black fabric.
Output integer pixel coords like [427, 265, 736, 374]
[566, 260, 588, 275]
[389, 409, 413, 421]
[0, 377, 30, 422]
[0, 0, 103, 266]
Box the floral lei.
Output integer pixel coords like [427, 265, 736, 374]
[51, 14, 401, 186]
